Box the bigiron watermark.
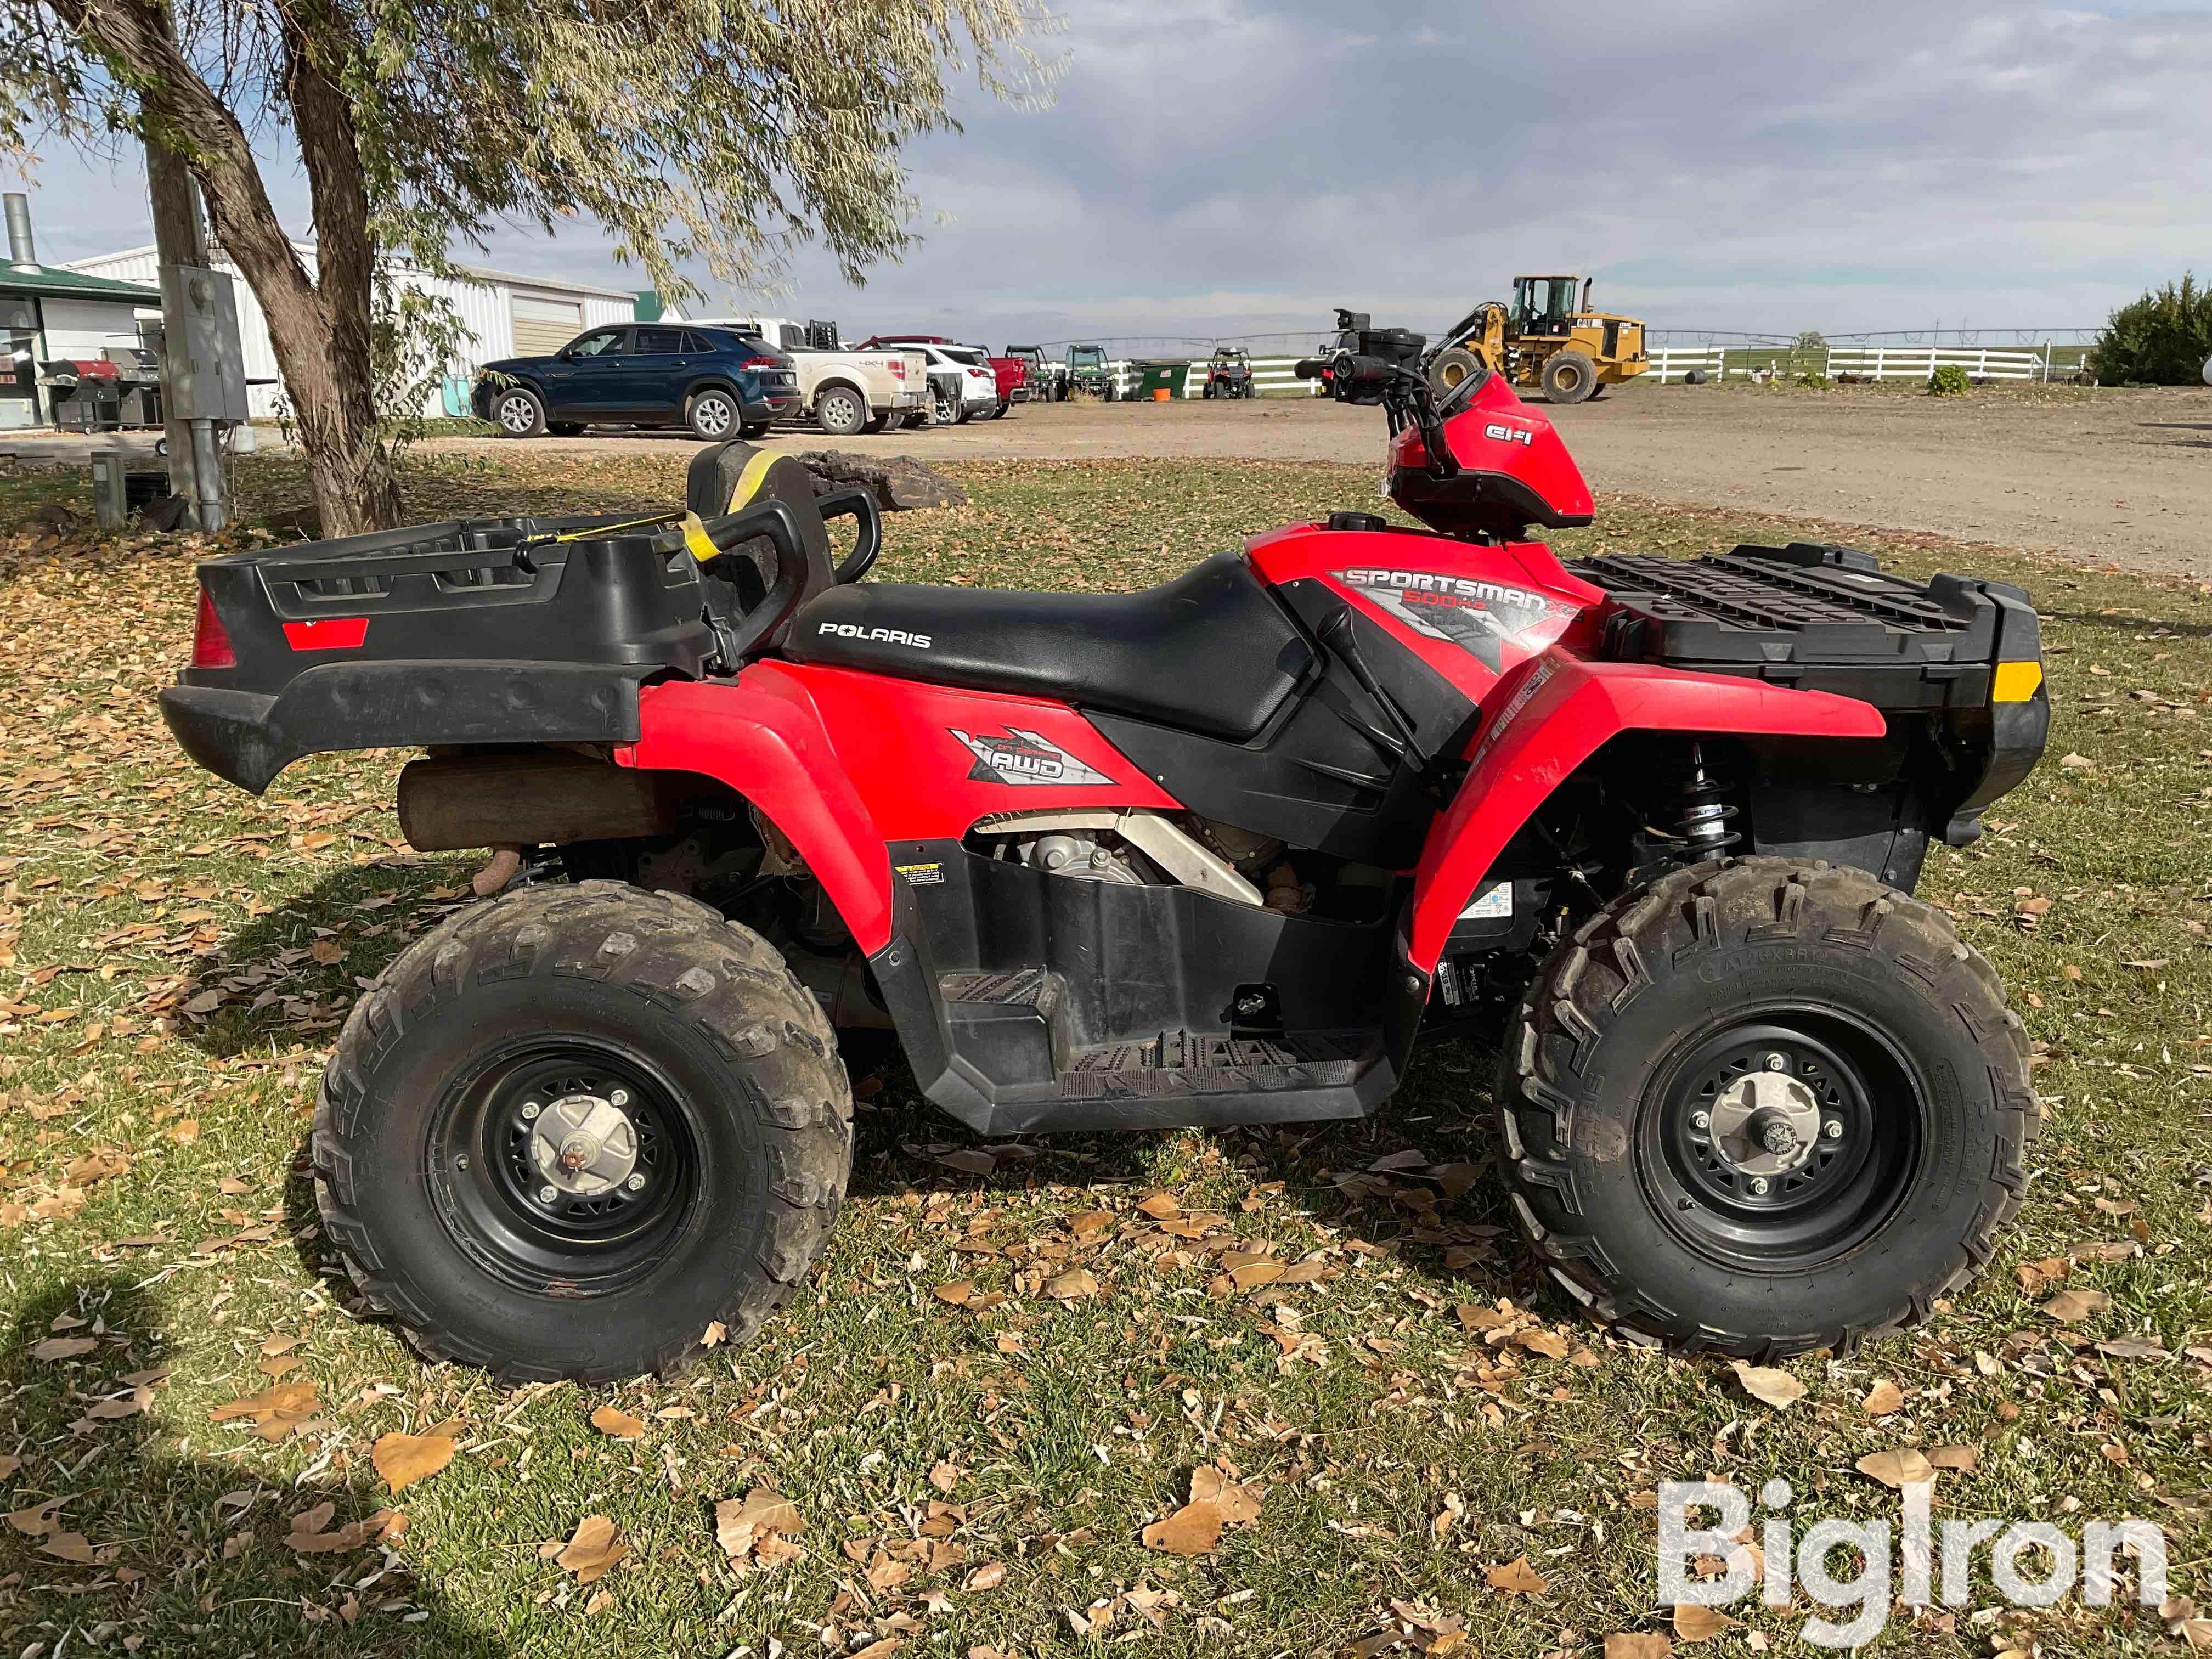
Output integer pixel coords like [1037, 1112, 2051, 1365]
[1658, 1477, 2168, 1648]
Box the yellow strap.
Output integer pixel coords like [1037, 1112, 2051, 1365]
[548, 511, 681, 543]
[725, 449, 780, 514]
[681, 511, 723, 565]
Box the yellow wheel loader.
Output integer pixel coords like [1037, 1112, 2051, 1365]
[1425, 275, 1649, 405]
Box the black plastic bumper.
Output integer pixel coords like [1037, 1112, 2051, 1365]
[745, 392, 802, 425]
[161, 663, 650, 795]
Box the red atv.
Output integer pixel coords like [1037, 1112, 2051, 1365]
[163, 315, 2048, 1382]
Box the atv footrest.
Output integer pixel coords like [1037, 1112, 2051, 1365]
[1058, 1030, 1367, 1099]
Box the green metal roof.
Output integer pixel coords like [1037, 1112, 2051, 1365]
[0, 264, 160, 304]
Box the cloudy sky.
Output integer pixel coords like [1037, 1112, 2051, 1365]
[14, 0, 2212, 348]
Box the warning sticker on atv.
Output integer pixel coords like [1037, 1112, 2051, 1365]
[950, 726, 1115, 788]
[1333, 567, 1575, 673]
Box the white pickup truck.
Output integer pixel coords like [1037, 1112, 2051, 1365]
[686, 316, 928, 436]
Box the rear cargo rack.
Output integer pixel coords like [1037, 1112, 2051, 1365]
[1568, 541, 2040, 710]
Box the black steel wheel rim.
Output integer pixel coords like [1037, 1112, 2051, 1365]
[1639, 1008, 1925, 1269]
[427, 1040, 702, 1295]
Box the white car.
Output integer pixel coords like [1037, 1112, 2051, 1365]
[918, 344, 1000, 425]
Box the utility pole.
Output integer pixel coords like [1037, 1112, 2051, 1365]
[145, 137, 206, 520]
[142, 2, 227, 530]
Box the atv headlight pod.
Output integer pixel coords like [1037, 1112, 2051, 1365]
[1991, 661, 2043, 703]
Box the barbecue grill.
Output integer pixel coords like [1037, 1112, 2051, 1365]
[40, 348, 160, 432]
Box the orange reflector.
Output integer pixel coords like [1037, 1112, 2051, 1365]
[1991, 661, 2042, 702]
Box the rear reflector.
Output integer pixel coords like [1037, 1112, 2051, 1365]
[283, 618, 369, 651]
[190, 588, 236, 669]
[1991, 661, 2043, 703]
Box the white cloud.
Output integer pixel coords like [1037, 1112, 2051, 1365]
[12, 1, 2209, 346]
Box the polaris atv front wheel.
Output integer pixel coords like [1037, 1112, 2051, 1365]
[313, 882, 850, 1383]
[1497, 858, 2035, 1360]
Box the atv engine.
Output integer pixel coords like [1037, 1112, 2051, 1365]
[1014, 830, 1150, 885]
[978, 810, 1312, 913]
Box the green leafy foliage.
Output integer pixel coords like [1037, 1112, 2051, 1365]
[2090, 273, 2212, 386]
[1927, 362, 1971, 397]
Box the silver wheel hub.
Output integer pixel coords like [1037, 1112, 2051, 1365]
[529, 1092, 639, 1197]
[499, 396, 533, 431]
[1704, 1071, 1822, 1178]
[697, 397, 731, 433]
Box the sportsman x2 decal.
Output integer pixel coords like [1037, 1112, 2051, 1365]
[950, 726, 1114, 787]
[1332, 567, 1575, 673]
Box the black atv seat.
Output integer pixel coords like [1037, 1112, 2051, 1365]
[787, 552, 1314, 742]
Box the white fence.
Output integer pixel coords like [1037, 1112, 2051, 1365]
[1090, 356, 1323, 399]
[1650, 344, 2075, 385]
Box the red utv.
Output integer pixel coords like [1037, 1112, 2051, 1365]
[162, 313, 2048, 1382]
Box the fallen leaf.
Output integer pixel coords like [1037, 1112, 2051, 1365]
[41, 1531, 97, 1564]
[1045, 1269, 1099, 1301]
[7, 1497, 65, 1536]
[1857, 1449, 1936, 1489]
[1673, 1603, 1739, 1641]
[1141, 1500, 1222, 1556]
[556, 1514, 626, 1583]
[209, 1380, 320, 1442]
[701, 1321, 727, 1349]
[1927, 1446, 1980, 1472]
[371, 1431, 456, 1495]
[1605, 1640, 1672, 1659]
[30, 1336, 97, 1362]
[1730, 1362, 1805, 1409]
[1189, 1462, 1264, 1524]
[2042, 1288, 2109, 1323]
[1136, 1191, 1181, 1220]
[2096, 1336, 2170, 1362]
[1486, 1555, 1550, 1595]
[590, 1404, 646, 1440]
[933, 1280, 975, 1306]
[965, 1561, 1007, 1591]
[1863, 1379, 1905, 1416]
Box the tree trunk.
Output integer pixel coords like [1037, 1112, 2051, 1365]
[60, 0, 406, 535]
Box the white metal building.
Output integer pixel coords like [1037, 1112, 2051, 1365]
[63, 241, 637, 417]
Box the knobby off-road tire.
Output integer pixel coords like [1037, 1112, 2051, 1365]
[313, 882, 850, 1383]
[1496, 857, 2035, 1359]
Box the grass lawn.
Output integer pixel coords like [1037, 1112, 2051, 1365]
[1, 446, 2208, 1658]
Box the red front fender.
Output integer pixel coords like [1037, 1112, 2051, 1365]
[1407, 654, 1887, 972]
[617, 669, 896, 955]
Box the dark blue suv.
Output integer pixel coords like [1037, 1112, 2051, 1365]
[471, 323, 801, 439]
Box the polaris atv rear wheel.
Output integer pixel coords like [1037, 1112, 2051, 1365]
[1496, 857, 2035, 1359]
[313, 882, 850, 1383]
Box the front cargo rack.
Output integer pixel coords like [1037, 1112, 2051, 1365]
[1568, 541, 2042, 710]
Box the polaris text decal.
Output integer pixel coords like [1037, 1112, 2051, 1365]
[817, 622, 932, 650]
[1332, 567, 1573, 673]
[950, 726, 1114, 788]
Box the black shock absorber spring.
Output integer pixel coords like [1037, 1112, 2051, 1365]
[1675, 743, 1741, 856]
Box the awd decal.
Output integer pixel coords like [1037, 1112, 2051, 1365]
[1333, 567, 1573, 673]
[950, 726, 1114, 788]
[817, 622, 932, 650]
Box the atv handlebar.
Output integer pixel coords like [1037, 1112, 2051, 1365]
[691, 498, 810, 664]
[1302, 345, 1462, 481]
[815, 488, 883, 585]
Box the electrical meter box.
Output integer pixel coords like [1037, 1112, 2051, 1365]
[159, 263, 249, 423]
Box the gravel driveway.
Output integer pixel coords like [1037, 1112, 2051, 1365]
[417, 383, 2212, 576]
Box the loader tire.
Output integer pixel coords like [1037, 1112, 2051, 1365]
[313, 881, 851, 1384]
[1541, 349, 1598, 404]
[1495, 857, 2035, 1361]
[1427, 347, 1490, 399]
